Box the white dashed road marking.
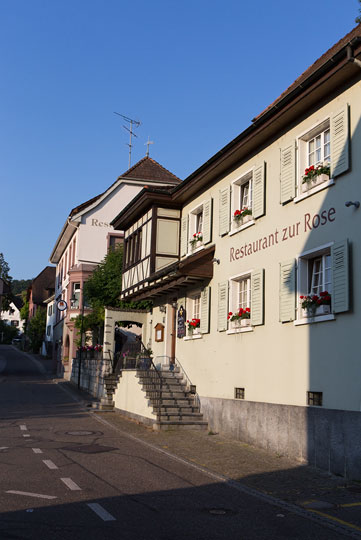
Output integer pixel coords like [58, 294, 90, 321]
[20, 425, 27, 431]
[6, 490, 57, 500]
[23, 434, 30, 438]
[87, 503, 116, 521]
[0, 447, 8, 451]
[61, 478, 81, 491]
[32, 448, 43, 454]
[42, 459, 58, 470]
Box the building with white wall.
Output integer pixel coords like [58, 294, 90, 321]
[1, 297, 24, 333]
[49, 157, 181, 377]
[109, 25, 361, 478]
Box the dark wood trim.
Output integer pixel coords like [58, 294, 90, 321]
[123, 254, 150, 274]
[150, 206, 157, 275]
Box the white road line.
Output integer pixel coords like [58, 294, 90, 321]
[0, 447, 8, 451]
[87, 503, 116, 521]
[19, 425, 27, 431]
[42, 459, 58, 470]
[23, 434, 30, 438]
[6, 490, 57, 500]
[32, 448, 43, 454]
[61, 478, 81, 491]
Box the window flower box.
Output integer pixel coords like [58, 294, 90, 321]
[227, 308, 251, 328]
[300, 291, 331, 318]
[189, 232, 203, 250]
[186, 318, 200, 335]
[301, 163, 330, 193]
[233, 208, 252, 226]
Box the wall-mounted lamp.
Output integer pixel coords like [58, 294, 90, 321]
[212, 258, 220, 265]
[171, 300, 178, 309]
[345, 201, 360, 209]
[159, 305, 166, 313]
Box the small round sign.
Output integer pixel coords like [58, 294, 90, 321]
[57, 300, 68, 311]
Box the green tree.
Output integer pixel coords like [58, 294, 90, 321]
[20, 290, 29, 330]
[0, 253, 13, 311]
[27, 307, 46, 353]
[11, 279, 32, 295]
[357, 0, 361, 23]
[0, 320, 19, 344]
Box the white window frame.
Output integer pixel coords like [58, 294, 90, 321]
[184, 291, 202, 339]
[230, 170, 255, 235]
[296, 118, 333, 201]
[295, 242, 335, 325]
[227, 270, 253, 334]
[188, 202, 204, 253]
[70, 282, 81, 309]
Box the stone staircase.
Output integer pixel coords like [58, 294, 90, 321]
[98, 373, 121, 411]
[137, 366, 208, 431]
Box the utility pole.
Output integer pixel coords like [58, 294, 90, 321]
[114, 112, 141, 168]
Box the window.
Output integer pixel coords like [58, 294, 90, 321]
[298, 246, 333, 320]
[47, 325, 51, 336]
[307, 391, 323, 407]
[189, 206, 204, 249]
[70, 282, 80, 309]
[229, 274, 252, 330]
[11, 320, 19, 327]
[298, 120, 331, 195]
[48, 305, 52, 317]
[234, 387, 245, 399]
[188, 292, 201, 335]
[125, 230, 142, 269]
[232, 172, 253, 230]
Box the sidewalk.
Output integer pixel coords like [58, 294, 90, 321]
[32, 353, 361, 517]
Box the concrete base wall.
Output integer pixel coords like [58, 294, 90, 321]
[201, 396, 361, 480]
[113, 371, 157, 422]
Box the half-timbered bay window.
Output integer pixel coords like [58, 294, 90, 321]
[124, 229, 142, 269]
[217, 269, 264, 333]
[280, 105, 350, 204]
[219, 162, 265, 237]
[279, 240, 350, 324]
[180, 199, 213, 257]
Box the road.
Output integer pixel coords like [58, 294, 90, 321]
[0, 345, 352, 539]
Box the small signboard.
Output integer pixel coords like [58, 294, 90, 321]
[57, 300, 68, 311]
[177, 305, 186, 338]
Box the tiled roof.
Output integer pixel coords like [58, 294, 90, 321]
[254, 23, 361, 121]
[69, 157, 181, 217]
[31, 266, 56, 305]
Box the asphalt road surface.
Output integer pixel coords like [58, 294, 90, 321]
[0, 345, 352, 540]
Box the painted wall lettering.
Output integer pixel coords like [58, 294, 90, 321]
[230, 207, 336, 262]
[91, 219, 112, 228]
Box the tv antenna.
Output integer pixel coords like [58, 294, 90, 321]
[145, 136, 154, 157]
[114, 112, 141, 168]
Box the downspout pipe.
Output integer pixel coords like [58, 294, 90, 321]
[347, 45, 361, 69]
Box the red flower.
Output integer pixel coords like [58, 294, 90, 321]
[246, 308, 250, 312]
[300, 295, 304, 299]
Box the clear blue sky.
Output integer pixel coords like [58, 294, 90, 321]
[0, 0, 359, 280]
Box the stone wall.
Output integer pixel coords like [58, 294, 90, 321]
[70, 356, 112, 399]
[201, 396, 361, 480]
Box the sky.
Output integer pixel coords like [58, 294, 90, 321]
[0, 0, 359, 280]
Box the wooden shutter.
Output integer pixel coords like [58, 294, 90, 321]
[219, 187, 230, 236]
[251, 269, 264, 326]
[253, 163, 266, 219]
[203, 199, 213, 245]
[217, 281, 228, 332]
[200, 286, 211, 334]
[331, 239, 349, 313]
[180, 215, 188, 257]
[331, 105, 349, 178]
[279, 260, 296, 322]
[280, 143, 296, 204]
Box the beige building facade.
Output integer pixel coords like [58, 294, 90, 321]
[111, 26, 361, 478]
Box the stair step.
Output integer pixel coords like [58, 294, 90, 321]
[154, 420, 208, 431]
[155, 406, 199, 414]
[158, 413, 203, 421]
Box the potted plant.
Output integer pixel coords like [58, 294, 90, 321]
[227, 308, 251, 328]
[186, 318, 200, 335]
[233, 207, 252, 226]
[301, 162, 330, 192]
[94, 344, 103, 359]
[189, 232, 203, 249]
[300, 291, 331, 317]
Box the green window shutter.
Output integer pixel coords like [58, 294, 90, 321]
[219, 187, 230, 236]
[280, 143, 296, 204]
[253, 162, 266, 219]
[251, 269, 264, 326]
[217, 281, 228, 332]
[200, 286, 211, 334]
[331, 105, 349, 178]
[331, 239, 349, 313]
[180, 215, 188, 257]
[203, 199, 213, 245]
[279, 259, 296, 322]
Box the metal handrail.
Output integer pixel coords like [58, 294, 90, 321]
[154, 355, 201, 410]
